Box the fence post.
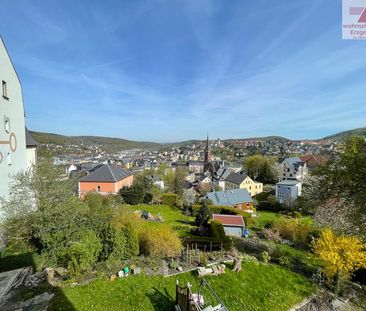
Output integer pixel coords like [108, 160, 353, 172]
[221, 242, 223, 259]
[210, 241, 212, 252]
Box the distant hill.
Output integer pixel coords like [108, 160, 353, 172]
[30, 131, 162, 151]
[30, 126, 366, 152]
[323, 127, 366, 140]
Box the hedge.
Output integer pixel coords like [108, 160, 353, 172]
[210, 220, 226, 241]
[161, 193, 178, 206]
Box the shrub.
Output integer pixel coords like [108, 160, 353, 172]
[257, 200, 287, 212]
[63, 229, 102, 277]
[161, 193, 178, 206]
[99, 212, 140, 262]
[195, 205, 212, 227]
[99, 225, 126, 262]
[279, 256, 293, 269]
[261, 251, 271, 263]
[273, 218, 312, 245]
[169, 259, 180, 269]
[210, 220, 226, 240]
[262, 228, 281, 242]
[143, 193, 153, 204]
[254, 191, 270, 202]
[120, 185, 145, 205]
[121, 223, 139, 258]
[139, 226, 182, 257]
[313, 229, 366, 286]
[235, 237, 275, 255]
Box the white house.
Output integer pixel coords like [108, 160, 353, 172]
[66, 164, 78, 175]
[0, 35, 29, 205]
[277, 157, 308, 182]
[275, 179, 302, 207]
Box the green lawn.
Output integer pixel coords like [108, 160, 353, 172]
[252, 211, 282, 229]
[252, 211, 313, 229]
[127, 204, 196, 237]
[50, 262, 315, 311]
[128, 204, 194, 226]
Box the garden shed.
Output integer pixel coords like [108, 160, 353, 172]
[212, 214, 245, 237]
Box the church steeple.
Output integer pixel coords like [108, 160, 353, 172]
[204, 133, 211, 172]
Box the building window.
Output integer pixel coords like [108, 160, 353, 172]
[4, 116, 10, 133]
[2, 80, 8, 99]
[96, 186, 101, 192]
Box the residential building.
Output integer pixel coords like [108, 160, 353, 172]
[225, 172, 263, 196]
[66, 164, 78, 175]
[188, 160, 204, 173]
[0, 36, 28, 204]
[212, 167, 230, 190]
[212, 214, 245, 237]
[25, 127, 37, 170]
[275, 179, 302, 207]
[228, 163, 242, 173]
[277, 157, 308, 182]
[78, 164, 133, 197]
[197, 174, 212, 192]
[299, 154, 327, 172]
[206, 188, 253, 211]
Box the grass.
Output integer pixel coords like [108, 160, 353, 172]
[50, 262, 315, 311]
[127, 204, 196, 237]
[252, 211, 314, 229]
[271, 243, 322, 268]
[128, 204, 194, 226]
[252, 211, 282, 229]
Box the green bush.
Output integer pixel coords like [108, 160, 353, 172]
[104, 223, 140, 262]
[195, 205, 212, 227]
[273, 218, 312, 245]
[161, 193, 178, 206]
[63, 230, 102, 277]
[254, 191, 270, 202]
[279, 256, 293, 269]
[120, 185, 145, 205]
[122, 223, 139, 258]
[210, 220, 226, 240]
[235, 237, 275, 256]
[260, 251, 271, 263]
[257, 200, 287, 212]
[139, 226, 182, 257]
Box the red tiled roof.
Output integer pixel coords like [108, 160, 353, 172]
[300, 155, 327, 167]
[212, 214, 245, 227]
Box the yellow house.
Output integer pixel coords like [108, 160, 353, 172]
[225, 172, 263, 196]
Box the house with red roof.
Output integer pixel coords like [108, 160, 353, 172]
[212, 214, 245, 237]
[299, 154, 327, 172]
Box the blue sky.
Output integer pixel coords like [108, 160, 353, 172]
[1, 0, 365, 142]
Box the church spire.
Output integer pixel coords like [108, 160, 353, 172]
[204, 133, 211, 172]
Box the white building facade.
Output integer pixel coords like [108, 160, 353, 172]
[0, 36, 29, 204]
[275, 179, 302, 207]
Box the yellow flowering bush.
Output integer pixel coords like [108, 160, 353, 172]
[313, 228, 366, 281]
